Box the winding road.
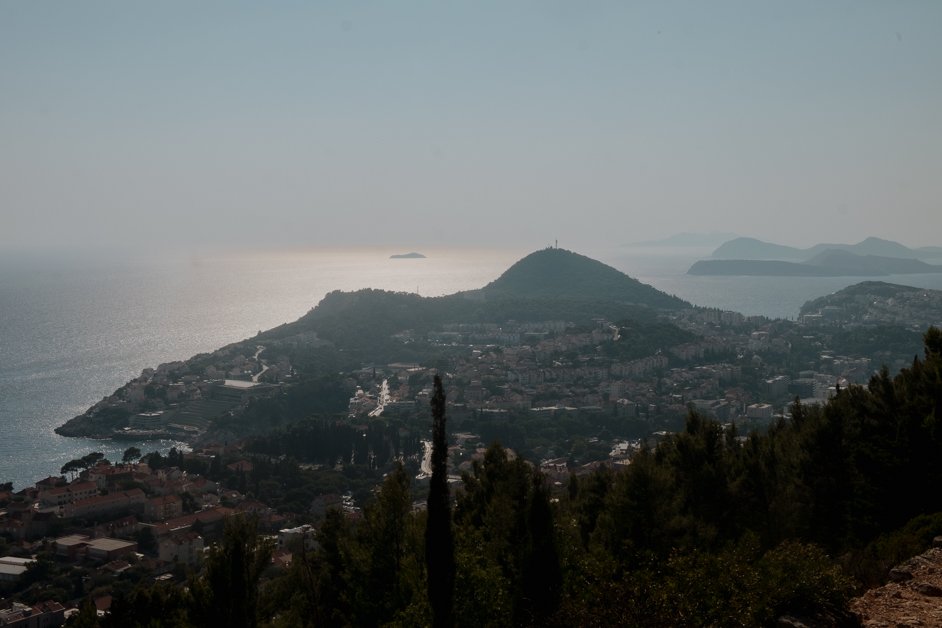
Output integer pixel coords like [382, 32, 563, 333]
[252, 345, 269, 382]
[416, 439, 432, 479]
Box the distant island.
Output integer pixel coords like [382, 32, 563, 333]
[689, 236, 942, 277]
[710, 236, 942, 261]
[390, 252, 426, 259]
[690, 252, 942, 277]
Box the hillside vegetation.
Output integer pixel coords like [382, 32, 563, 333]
[100, 328, 942, 626]
[472, 247, 689, 309]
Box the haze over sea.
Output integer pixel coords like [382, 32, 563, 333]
[4, 246, 942, 490]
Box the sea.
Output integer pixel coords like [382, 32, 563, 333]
[4, 245, 942, 490]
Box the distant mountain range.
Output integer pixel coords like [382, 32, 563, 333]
[689, 237, 942, 277]
[690, 253, 942, 277]
[711, 237, 942, 261]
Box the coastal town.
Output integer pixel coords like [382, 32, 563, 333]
[2, 272, 937, 623]
[54, 279, 934, 451]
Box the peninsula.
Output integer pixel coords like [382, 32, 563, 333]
[55, 247, 935, 448]
[389, 251, 426, 259]
[55, 248, 692, 443]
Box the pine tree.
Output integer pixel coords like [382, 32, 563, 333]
[426, 375, 455, 627]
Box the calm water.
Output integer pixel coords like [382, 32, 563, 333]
[3, 245, 942, 489]
[608, 247, 942, 320]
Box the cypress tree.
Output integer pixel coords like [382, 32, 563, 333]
[426, 375, 455, 627]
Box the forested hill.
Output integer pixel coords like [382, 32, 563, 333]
[467, 247, 689, 310]
[264, 248, 692, 351]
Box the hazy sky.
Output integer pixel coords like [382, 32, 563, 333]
[2, 1, 941, 256]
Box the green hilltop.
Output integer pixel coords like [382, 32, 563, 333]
[272, 248, 691, 359]
[471, 247, 689, 309]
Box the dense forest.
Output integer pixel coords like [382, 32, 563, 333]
[82, 328, 942, 626]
